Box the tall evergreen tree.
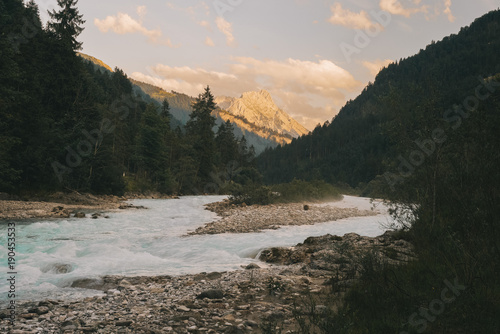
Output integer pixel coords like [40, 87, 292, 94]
[186, 86, 217, 186]
[47, 0, 85, 51]
[215, 120, 239, 167]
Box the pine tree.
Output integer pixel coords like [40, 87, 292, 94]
[161, 99, 171, 121]
[47, 0, 85, 51]
[215, 120, 239, 167]
[186, 86, 217, 186]
[25, 0, 41, 25]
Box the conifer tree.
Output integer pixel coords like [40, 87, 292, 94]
[47, 0, 85, 51]
[216, 120, 239, 167]
[186, 86, 217, 185]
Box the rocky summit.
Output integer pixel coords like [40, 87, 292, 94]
[215, 90, 309, 145]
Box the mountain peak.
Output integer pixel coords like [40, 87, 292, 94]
[241, 89, 274, 104]
[216, 90, 309, 143]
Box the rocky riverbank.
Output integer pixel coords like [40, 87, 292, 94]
[188, 200, 378, 235]
[0, 192, 163, 220]
[0, 231, 414, 333]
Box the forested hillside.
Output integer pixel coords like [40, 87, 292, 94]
[256, 10, 500, 333]
[0, 0, 258, 196]
[257, 10, 500, 192]
[130, 79, 284, 154]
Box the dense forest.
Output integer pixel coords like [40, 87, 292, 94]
[257, 10, 500, 194]
[257, 10, 500, 333]
[0, 0, 258, 196]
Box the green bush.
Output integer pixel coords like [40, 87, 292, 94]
[272, 179, 342, 203]
[229, 184, 277, 205]
[229, 179, 343, 206]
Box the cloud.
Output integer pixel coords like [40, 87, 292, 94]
[216, 17, 235, 46]
[167, 2, 212, 26]
[136, 6, 147, 20]
[328, 3, 383, 30]
[131, 57, 362, 130]
[362, 59, 393, 76]
[379, 0, 428, 18]
[132, 72, 207, 97]
[443, 0, 455, 22]
[198, 20, 212, 31]
[132, 65, 242, 98]
[378, 0, 455, 21]
[230, 57, 360, 99]
[94, 7, 174, 46]
[205, 36, 215, 47]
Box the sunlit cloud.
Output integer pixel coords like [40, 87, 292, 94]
[328, 2, 383, 30]
[216, 17, 235, 46]
[443, 0, 455, 22]
[166, 2, 210, 17]
[230, 57, 360, 98]
[198, 20, 212, 31]
[136, 6, 147, 20]
[378, 0, 455, 21]
[166, 2, 212, 27]
[379, 0, 428, 18]
[94, 6, 174, 46]
[205, 36, 215, 47]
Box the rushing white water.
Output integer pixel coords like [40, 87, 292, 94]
[0, 195, 393, 305]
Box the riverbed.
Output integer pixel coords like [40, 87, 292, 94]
[0, 195, 393, 306]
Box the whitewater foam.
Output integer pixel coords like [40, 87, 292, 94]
[0, 195, 392, 305]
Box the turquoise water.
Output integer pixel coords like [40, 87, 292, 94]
[0, 195, 390, 305]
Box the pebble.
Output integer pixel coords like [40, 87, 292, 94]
[190, 200, 378, 235]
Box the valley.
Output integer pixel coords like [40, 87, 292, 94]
[1, 1, 499, 333]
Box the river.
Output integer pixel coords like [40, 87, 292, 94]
[0, 195, 393, 305]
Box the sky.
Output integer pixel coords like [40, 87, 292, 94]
[38, 0, 499, 130]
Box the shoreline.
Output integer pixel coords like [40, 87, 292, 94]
[0, 192, 179, 220]
[189, 198, 379, 235]
[0, 232, 414, 333]
[0, 194, 411, 333]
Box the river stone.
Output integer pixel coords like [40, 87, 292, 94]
[28, 306, 49, 315]
[74, 212, 86, 218]
[20, 313, 37, 319]
[71, 278, 108, 290]
[115, 320, 133, 327]
[196, 289, 224, 300]
[245, 263, 260, 270]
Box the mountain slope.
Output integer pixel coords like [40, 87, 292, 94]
[215, 90, 309, 145]
[257, 9, 500, 188]
[127, 80, 280, 153]
[76, 52, 113, 72]
[77, 54, 308, 153]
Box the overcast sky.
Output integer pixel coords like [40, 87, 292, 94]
[38, 0, 499, 130]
